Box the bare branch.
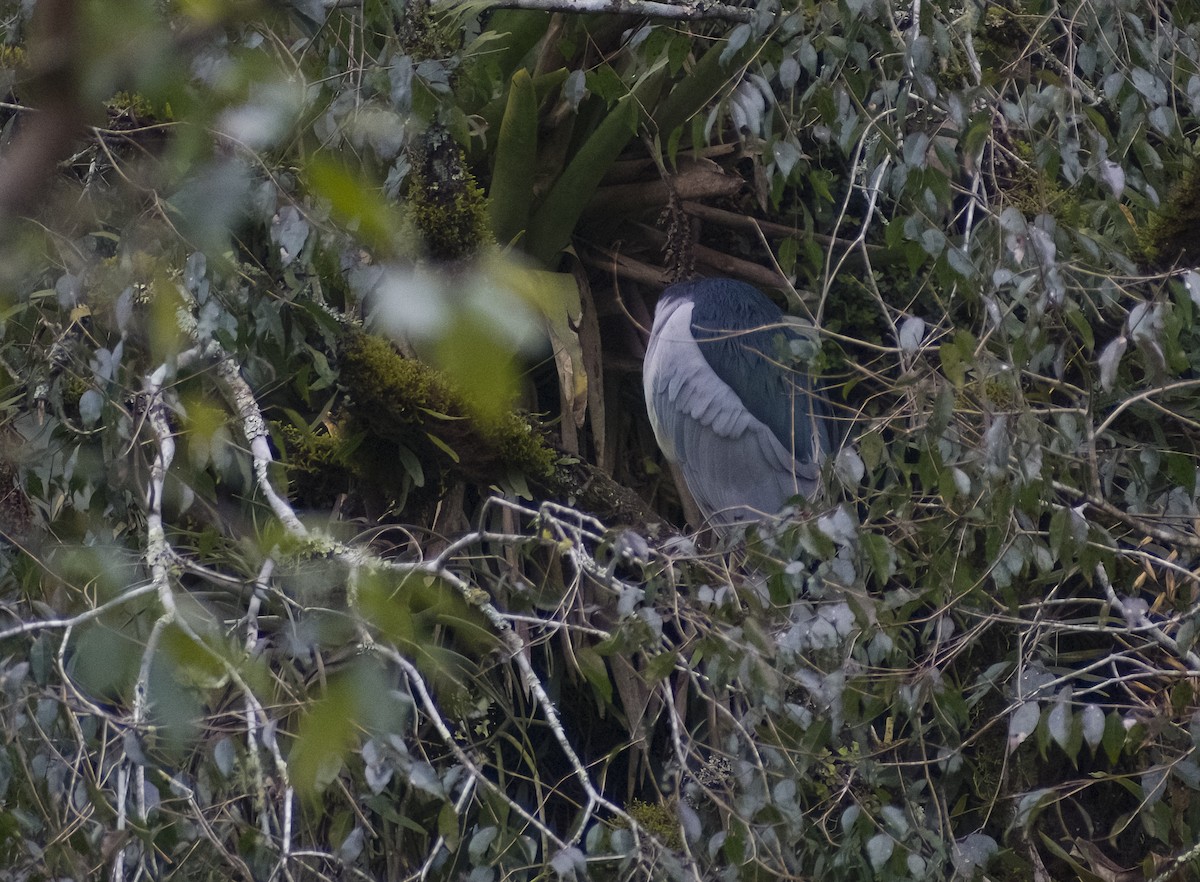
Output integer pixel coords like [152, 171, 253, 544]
[328, 0, 756, 22]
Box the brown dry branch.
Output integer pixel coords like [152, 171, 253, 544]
[588, 159, 744, 216]
[680, 201, 885, 257]
[578, 243, 673, 288]
[633, 222, 791, 291]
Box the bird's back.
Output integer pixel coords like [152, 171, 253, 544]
[687, 279, 832, 465]
[643, 278, 832, 532]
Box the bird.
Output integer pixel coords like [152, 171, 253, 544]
[643, 278, 833, 533]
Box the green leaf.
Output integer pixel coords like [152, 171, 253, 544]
[858, 430, 885, 470]
[425, 432, 461, 463]
[438, 800, 461, 851]
[1013, 788, 1053, 828]
[1047, 697, 1076, 758]
[861, 532, 896, 582]
[484, 11, 552, 85]
[722, 821, 746, 864]
[575, 644, 613, 705]
[435, 316, 520, 423]
[1166, 451, 1196, 496]
[654, 36, 755, 137]
[778, 237, 799, 276]
[397, 443, 426, 487]
[1048, 508, 1070, 560]
[1036, 831, 1094, 877]
[586, 64, 626, 104]
[1102, 710, 1127, 765]
[525, 95, 640, 265]
[939, 340, 966, 388]
[368, 795, 429, 833]
[500, 469, 533, 500]
[1064, 303, 1095, 351]
[290, 681, 358, 799]
[643, 651, 677, 684]
[489, 69, 538, 247]
[865, 832, 894, 870]
[474, 68, 568, 163]
[469, 826, 499, 862]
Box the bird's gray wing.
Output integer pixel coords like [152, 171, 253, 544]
[674, 406, 820, 529]
[644, 301, 811, 527]
[688, 280, 833, 465]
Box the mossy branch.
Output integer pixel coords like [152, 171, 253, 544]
[340, 329, 670, 533]
[340, 329, 555, 486]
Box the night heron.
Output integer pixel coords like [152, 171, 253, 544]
[643, 278, 832, 532]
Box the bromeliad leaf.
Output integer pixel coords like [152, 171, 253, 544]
[490, 69, 538, 247]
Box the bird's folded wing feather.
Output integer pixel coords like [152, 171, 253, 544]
[690, 299, 829, 464]
[675, 411, 818, 527]
[645, 302, 812, 524]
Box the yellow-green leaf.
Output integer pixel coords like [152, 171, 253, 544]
[435, 316, 519, 424]
[438, 800, 461, 851]
[489, 69, 538, 247]
[305, 156, 401, 254]
[290, 682, 357, 799]
[496, 264, 587, 428]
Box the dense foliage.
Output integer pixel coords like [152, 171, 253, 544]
[2, 0, 1200, 879]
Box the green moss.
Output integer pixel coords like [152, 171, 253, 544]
[1141, 160, 1200, 267]
[105, 91, 155, 119]
[395, 0, 456, 60]
[974, 3, 1039, 86]
[981, 3, 1027, 50]
[342, 332, 459, 432]
[822, 277, 886, 345]
[279, 424, 347, 471]
[406, 130, 492, 262]
[971, 373, 1020, 412]
[626, 800, 682, 850]
[277, 422, 357, 509]
[0, 46, 26, 70]
[62, 375, 88, 414]
[277, 530, 345, 560]
[1001, 140, 1082, 226]
[0, 45, 27, 99]
[340, 330, 555, 484]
